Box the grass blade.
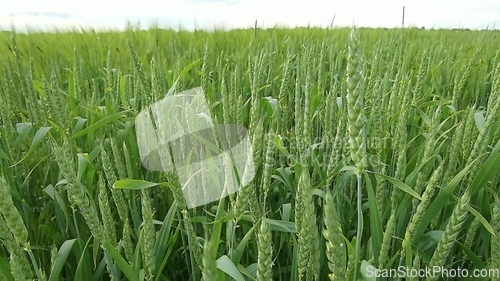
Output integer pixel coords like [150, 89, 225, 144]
[102, 240, 139, 281]
[48, 239, 76, 281]
[113, 179, 163, 190]
[216, 255, 246, 281]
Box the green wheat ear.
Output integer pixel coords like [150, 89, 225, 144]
[323, 189, 347, 281]
[257, 219, 273, 281]
[427, 190, 470, 281]
[0, 176, 33, 280]
[346, 26, 366, 280]
[201, 237, 219, 281]
[0, 176, 28, 247]
[141, 188, 156, 280]
[296, 169, 320, 280]
[346, 27, 367, 176]
[491, 202, 500, 281]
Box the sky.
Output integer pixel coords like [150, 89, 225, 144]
[1, 0, 499, 32]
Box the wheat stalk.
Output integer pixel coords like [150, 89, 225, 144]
[0, 209, 32, 280]
[491, 202, 500, 281]
[141, 187, 156, 280]
[296, 169, 319, 280]
[167, 172, 203, 269]
[378, 210, 396, 269]
[101, 145, 134, 261]
[403, 162, 444, 258]
[52, 139, 104, 241]
[201, 236, 219, 280]
[0, 175, 28, 247]
[257, 219, 273, 281]
[346, 25, 366, 175]
[98, 173, 116, 245]
[323, 189, 346, 280]
[346, 26, 366, 279]
[427, 190, 470, 281]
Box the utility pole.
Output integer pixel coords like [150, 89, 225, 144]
[330, 13, 336, 29]
[254, 19, 257, 38]
[402, 6, 405, 27]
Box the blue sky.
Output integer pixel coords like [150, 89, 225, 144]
[1, 0, 499, 32]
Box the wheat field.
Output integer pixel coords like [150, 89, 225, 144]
[0, 26, 499, 280]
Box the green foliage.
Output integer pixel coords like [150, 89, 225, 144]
[0, 26, 499, 280]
